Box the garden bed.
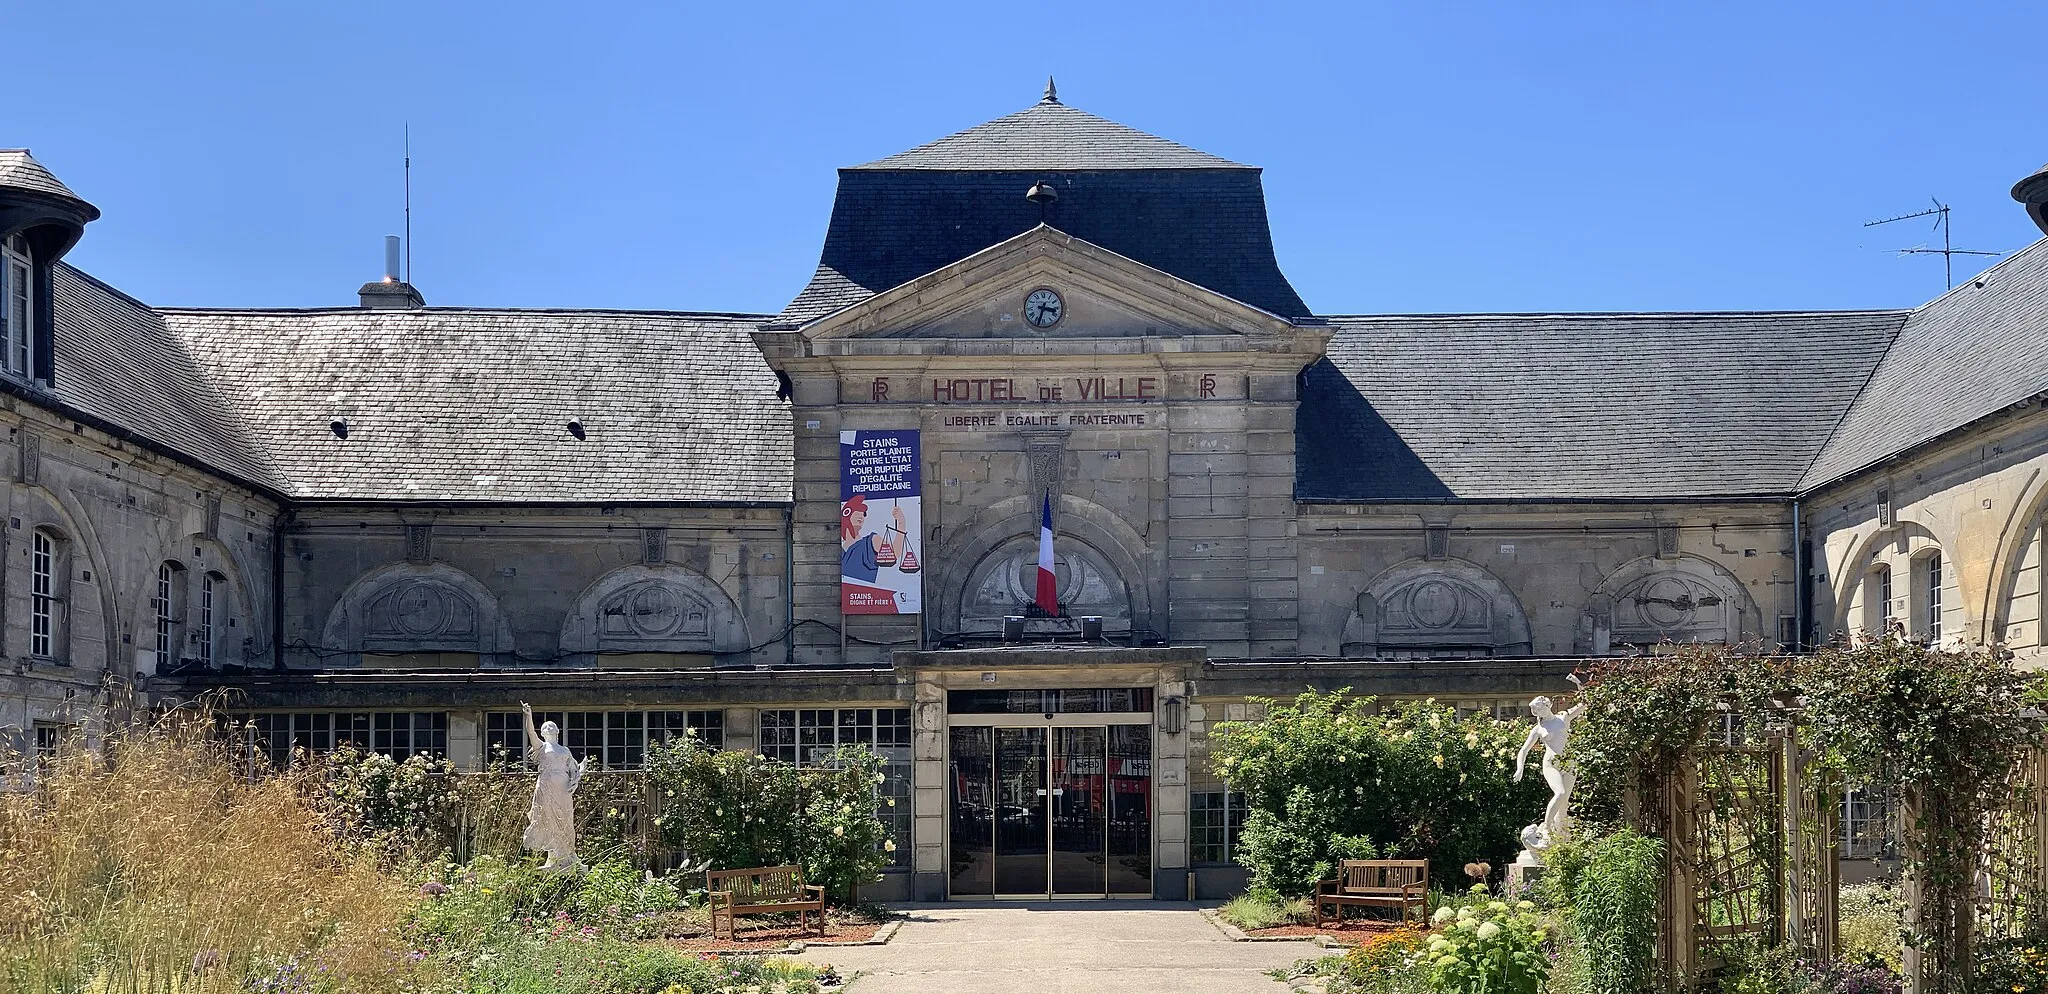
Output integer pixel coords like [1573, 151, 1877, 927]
[667, 912, 901, 952]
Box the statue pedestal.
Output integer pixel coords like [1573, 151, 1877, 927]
[1506, 860, 1546, 899]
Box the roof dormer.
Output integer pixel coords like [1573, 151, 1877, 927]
[0, 150, 99, 385]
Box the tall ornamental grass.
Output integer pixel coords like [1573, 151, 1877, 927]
[0, 708, 412, 993]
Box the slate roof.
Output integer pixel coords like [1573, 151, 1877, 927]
[777, 99, 1307, 325]
[47, 264, 285, 491]
[1800, 237, 2048, 489]
[0, 149, 83, 201]
[854, 100, 1247, 171]
[158, 307, 792, 503]
[1298, 310, 1909, 501]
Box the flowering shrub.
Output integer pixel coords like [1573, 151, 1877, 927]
[1340, 924, 1429, 974]
[1422, 888, 1549, 994]
[1212, 692, 1546, 893]
[1837, 882, 1904, 974]
[322, 745, 456, 860]
[1721, 943, 1900, 994]
[644, 735, 891, 901]
[1972, 935, 2048, 994]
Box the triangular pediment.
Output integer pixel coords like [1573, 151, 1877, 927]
[795, 225, 1302, 341]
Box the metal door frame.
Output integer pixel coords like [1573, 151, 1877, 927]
[945, 710, 1154, 900]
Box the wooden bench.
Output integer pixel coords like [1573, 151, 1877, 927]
[1314, 859, 1429, 927]
[706, 865, 826, 940]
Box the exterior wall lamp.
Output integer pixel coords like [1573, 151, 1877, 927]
[1161, 696, 1185, 735]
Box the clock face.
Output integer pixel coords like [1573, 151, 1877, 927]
[1023, 288, 1063, 328]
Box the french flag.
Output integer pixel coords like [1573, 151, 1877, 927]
[1035, 493, 1058, 615]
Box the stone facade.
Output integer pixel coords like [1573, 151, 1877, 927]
[4, 97, 2045, 901]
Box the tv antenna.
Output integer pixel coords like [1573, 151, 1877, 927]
[403, 125, 411, 282]
[1863, 198, 2001, 290]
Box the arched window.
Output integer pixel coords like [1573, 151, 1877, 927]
[153, 561, 187, 672]
[1, 233, 31, 377]
[31, 529, 56, 659]
[198, 571, 224, 667]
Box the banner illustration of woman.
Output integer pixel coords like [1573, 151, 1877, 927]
[840, 495, 906, 585]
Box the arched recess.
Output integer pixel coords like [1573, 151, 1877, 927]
[320, 562, 515, 662]
[559, 564, 750, 657]
[1985, 466, 2047, 653]
[129, 534, 263, 672]
[1340, 558, 1531, 657]
[11, 484, 113, 673]
[954, 535, 1133, 634]
[927, 492, 1158, 639]
[1829, 521, 1942, 640]
[1588, 555, 1761, 649]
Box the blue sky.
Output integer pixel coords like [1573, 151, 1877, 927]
[15, 1, 2046, 315]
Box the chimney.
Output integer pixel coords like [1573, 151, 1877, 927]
[358, 234, 425, 309]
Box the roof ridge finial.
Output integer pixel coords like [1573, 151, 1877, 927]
[1042, 76, 1059, 105]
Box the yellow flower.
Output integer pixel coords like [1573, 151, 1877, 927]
[1432, 755, 1445, 768]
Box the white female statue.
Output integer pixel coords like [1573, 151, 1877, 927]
[1511, 680, 1587, 856]
[520, 702, 590, 872]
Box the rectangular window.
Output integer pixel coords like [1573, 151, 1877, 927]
[31, 531, 53, 658]
[1926, 554, 1943, 643]
[3, 238, 30, 377]
[759, 707, 913, 867]
[153, 564, 175, 670]
[484, 709, 726, 769]
[236, 712, 448, 768]
[1841, 788, 1896, 860]
[946, 688, 1155, 715]
[1191, 789, 1248, 864]
[1877, 567, 1893, 628]
[198, 574, 216, 667]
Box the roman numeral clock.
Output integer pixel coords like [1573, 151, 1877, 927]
[1023, 287, 1063, 329]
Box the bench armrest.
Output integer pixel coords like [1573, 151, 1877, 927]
[803, 884, 826, 900]
[1401, 881, 1427, 895]
[708, 890, 732, 908]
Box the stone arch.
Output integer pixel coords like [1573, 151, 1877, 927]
[1985, 466, 2047, 651]
[321, 562, 515, 660]
[559, 564, 749, 656]
[11, 484, 113, 673]
[953, 534, 1134, 634]
[1340, 559, 1531, 657]
[1589, 555, 1761, 649]
[927, 492, 1158, 639]
[129, 533, 263, 671]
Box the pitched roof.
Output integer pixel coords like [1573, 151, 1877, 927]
[1800, 237, 2048, 489]
[1298, 310, 1908, 501]
[854, 99, 1247, 171]
[158, 307, 792, 503]
[776, 167, 1308, 324]
[46, 265, 285, 491]
[777, 97, 1304, 326]
[0, 149, 83, 201]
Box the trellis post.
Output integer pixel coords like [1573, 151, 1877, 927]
[1663, 761, 1699, 988]
[1781, 726, 1805, 952]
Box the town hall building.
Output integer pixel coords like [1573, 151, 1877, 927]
[2, 84, 2046, 901]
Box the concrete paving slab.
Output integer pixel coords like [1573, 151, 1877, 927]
[798, 902, 1320, 993]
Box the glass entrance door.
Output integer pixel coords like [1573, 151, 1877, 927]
[993, 727, 1048, 895]
[947, 721, 1152, 898]
[1050, 727, 1105, 896]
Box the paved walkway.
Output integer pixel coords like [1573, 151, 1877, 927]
[799, 903, 1319, 993]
